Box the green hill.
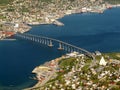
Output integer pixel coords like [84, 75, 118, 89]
[104, 0, 120, 4]
[0, 0, 14, 5]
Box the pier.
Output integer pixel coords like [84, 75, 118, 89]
[14, 33, 94, 59]
[53, 20, 64, 26]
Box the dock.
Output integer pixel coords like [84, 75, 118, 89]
[53, 20, 64, 26]
[1, 39, 16, 41]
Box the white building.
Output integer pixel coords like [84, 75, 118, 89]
[14, 23, 19, 28]
[99, 56, 107, 66]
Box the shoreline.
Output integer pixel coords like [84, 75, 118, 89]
[24, 56, 65, 90]
[21, 4, 120, 33]
[26, 52, 120, 90]
[26, 4, 120, 26]
[24, 5, 120, 89]
[0, 1, 118, 89]
[0, 4, 120, 40]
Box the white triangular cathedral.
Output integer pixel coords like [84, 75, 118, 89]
[99, 56, 107, 66]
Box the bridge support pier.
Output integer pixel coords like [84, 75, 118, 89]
[39, 38, 42, 43]
[32, 37, 34, 41]
[41, 38, 44, 44]
[70, 47, 74, 53]
[64, 45, 68, 51]
[43, 39, 46, 44]
[35, 37, 37, 42]
[37, 38, 39, 42]
[58, 43, 64, 50]
[30, 37, 32, 40]
[67, 46, 71, 52]
[48, 40, 53, 47]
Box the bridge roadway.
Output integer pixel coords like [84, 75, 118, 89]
[15, 33, 94, 59]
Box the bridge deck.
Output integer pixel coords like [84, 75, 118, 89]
[15, 33, 94, 59]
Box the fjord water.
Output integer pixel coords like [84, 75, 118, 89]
[0, 7, 120, 89]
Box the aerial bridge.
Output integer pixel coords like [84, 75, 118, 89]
[14, 33, 94, 59]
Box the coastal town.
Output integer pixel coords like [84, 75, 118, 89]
[0, 0, 116, 40]
[0, 0, 120, 90]
[26, 52, 120, 90]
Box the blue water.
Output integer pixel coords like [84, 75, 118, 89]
[0, 7, 120, 89]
